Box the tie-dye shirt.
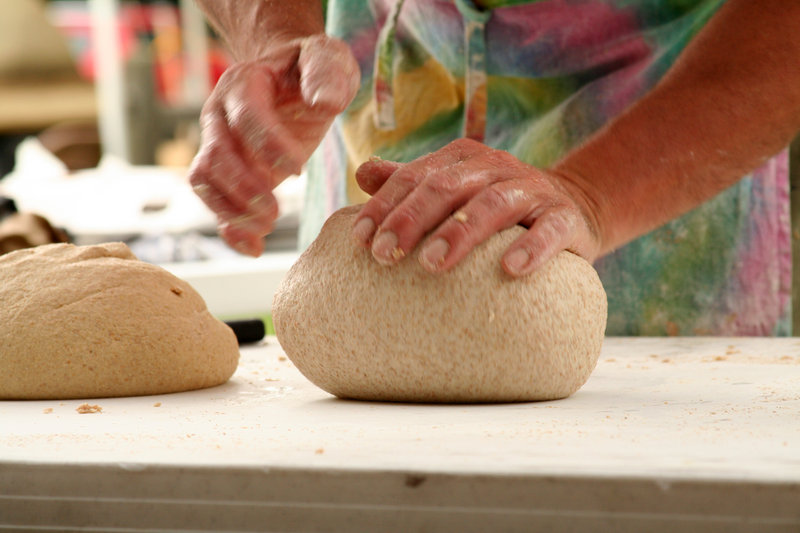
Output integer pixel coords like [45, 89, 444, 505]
[301, 0, 792, 336]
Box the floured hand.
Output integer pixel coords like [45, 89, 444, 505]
[352, 139, 601, 276]
[189, 34, 359, 256]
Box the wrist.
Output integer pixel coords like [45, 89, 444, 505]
[196, 0, 325, 61]
[547, 166, 609, 257]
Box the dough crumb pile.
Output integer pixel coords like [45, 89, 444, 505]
[0, 242, 239, 400]
[273, 205, 607, 403]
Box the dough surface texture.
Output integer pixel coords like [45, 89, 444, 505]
[273, 206, 607, 403]
[0, 242, 239, 399]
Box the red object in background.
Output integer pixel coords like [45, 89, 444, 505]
[47, 2, 138, 82]
[47, 2, 229, 105]
[207, 47, 228, 88]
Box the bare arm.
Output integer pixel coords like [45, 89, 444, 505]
[354, 0, 800, 274]
[554, 0, 800, 254]
[194, 0, 324, 59]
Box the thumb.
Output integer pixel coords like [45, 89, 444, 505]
[298, 34, 360, 113]
[356, 158, 403, 195]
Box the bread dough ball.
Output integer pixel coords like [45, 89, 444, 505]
[0, 242, 239, 399]
[273, 206, 607, 403]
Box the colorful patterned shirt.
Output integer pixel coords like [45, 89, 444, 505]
[301, 0, 791, 336]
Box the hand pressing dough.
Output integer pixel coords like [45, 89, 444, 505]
[273, 205, 607, 403]
[0, 242, 239, 400]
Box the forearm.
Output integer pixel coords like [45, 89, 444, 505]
[194, 0, 324, 60]
[553, 0, 800, 255]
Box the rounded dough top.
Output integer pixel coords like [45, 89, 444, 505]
[0, 242, 239, 399]
[273, 205, 607, 403]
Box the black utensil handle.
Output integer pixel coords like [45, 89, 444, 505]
[224, 319, 266, 345]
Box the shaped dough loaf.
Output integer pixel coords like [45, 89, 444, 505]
[0, 242, 239, 399]
[273, 205, 607, 403]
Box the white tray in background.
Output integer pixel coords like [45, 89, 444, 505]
[160, 251, 298, 317]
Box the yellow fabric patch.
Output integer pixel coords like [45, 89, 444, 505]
[342, 57, 465, 204]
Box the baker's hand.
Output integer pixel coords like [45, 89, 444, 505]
[189, 34, 359, 256]
[351, 139, 602, 276]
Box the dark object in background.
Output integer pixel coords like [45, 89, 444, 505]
[0, 136, 26, 179]
[224, 319, 266, 345]
[37, 122, 101, 171]
[0, 212, 70, 256]
[0, 196, 17, 219]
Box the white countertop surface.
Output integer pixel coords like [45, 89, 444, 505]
[2, 336, 799, 532]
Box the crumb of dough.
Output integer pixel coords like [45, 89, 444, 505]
[76, 403, 102, 414]
[153, 402, 162, 407]
[714, 355, 728, 362]
[665, 321, 679, 336]
[453, 210, 468, 223]
[278, 356, 287, 362]
[43, 407, 53, 414]
[315, 448, 325, 454]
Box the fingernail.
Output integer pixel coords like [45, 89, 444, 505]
[192, 183, 210, 196]
[271, 154, 287, 170]
[248, 194, 277, 218]
[504, 248, 530, 275]
[368, 155, 383, 162]
[248, 194, 267, 209]
[232, 240, 253, 255]
[230, 213, 253, 226]
[420, 238, 449, 271]
[372, 231, 403, 264]
[352, 217, 376, 244]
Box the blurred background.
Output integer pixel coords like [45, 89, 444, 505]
[0, 0, 301, 321]
[1, 0, 223, 174]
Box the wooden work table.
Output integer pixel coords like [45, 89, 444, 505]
[1, 336, 798, 532]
